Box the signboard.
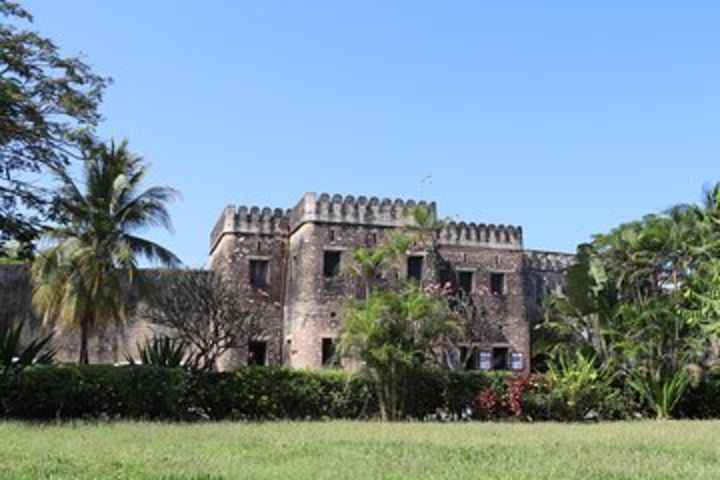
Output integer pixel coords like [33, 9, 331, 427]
[479, 351, 492, 371]
[511, 352, 524, 371]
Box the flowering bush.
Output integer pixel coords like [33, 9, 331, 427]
[473, 376, 538, 419]
[473, 387, 501, 419]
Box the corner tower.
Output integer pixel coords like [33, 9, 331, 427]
[283, 193, 436, 368]
[209, 204, 290, 367]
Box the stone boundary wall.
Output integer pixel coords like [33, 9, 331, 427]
[523, 250, 576, 271]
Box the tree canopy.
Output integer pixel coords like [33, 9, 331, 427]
[31, 140, 179, 364]
[540, 183, 720, 418]
[1, 0, 108, 250]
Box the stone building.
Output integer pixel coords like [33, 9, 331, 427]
[0, 191, 572, 371]
[209, 192, 574, 374]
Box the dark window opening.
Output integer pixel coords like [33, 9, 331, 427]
[407, 256, 424, 281]
[490, 273, 505, 295]
[249, 260, 269, 289]
[458, 271, 474, 295]
[322, 338, 337, 366]
[460, 346, 477, 370]
[329, 229, 336, 241]
[492, 347, 509, 370]
[248, 341, 267, 366]
[323, 251, 342, 277]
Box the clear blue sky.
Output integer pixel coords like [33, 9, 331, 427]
[20, 1, 720, 267]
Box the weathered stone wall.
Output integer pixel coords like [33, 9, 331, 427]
[522, 250, 576, 325]
[437, 246, 531, 374]
[284, 222, 400, 368]
[0, 265, 35, 328]
[0, 265, 156, 365]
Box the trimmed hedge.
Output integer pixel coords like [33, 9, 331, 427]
[189, 367, 376, 420]
[0, 365, 509, 421]
[1, 365, 190, 420]
[404, 369, 509, 418]
[8, 365, 720, 421]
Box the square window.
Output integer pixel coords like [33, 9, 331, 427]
[492, 347, 509, 370]
[479, 351, 492, 371]
[249, 260, 269, 289]
[511, 352, 524, 371]
[458, 271, 474, 295]
[407, 256, 424, 281]
[248, 340, 267, 366]
[490, 272, 505, 295]
[323, 251, 341, 277]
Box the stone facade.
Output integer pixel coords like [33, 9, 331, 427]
[0, 192, 573, 371]
[209, 192, 575, 374]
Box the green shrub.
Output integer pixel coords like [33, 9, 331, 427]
[676, 369, 720, 419]
[445, 370, 509, 418]
[3, 365, 190, 420]
[1, 364, 518, 421]
[127, 335, 194, 370]
[627, 366, 691, 420]
[525, 353, 631, 421]
[189, 367, 375, 420]
[0, 322, 55, 379]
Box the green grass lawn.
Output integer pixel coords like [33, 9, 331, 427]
[1, 421, 719, 479]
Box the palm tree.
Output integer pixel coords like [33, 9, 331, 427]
[31, 140, 180, 364]
[346, 247, 388, 299]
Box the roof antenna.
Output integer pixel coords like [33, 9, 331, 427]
[420, 174, 433, 200]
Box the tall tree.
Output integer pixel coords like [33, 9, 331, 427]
[339, 284, 458, 420]
[1, 1, 108, 250]
[31, 140, 179, 364]
[140, 270, 272, 372]
[540, 183, 720, 418]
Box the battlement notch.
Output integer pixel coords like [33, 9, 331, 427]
[210, 204, 290, 253]
[437, 222, 523, 249]
[289, 192, 437, 231]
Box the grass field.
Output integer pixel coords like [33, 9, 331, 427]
[1, 421, 719, 479]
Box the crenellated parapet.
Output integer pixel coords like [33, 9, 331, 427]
[209, 192, 553, 255]
[523, 249, 576, 272]
[437, 222, 523, 249]
[289, 192, 437, 231]
[210, 204, 290, 253]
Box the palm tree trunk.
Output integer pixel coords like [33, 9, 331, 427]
[79, 311, 93, 365]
